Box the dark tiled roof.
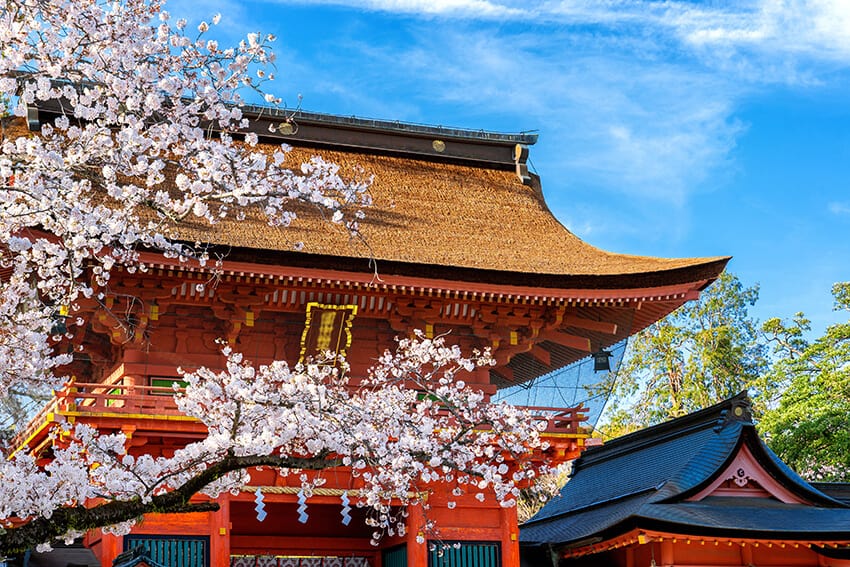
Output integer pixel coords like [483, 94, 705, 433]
[522, 491, 650, 545]
[811, 483, 850, 505]
[24, 539, 99, 567]
[641, 498, 850, 536]
[526, 395, 749, 527]
[521, 393, 850, 546]
[111, 547, 168, 567]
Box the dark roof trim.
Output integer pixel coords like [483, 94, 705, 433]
[25, 98, 536, 169]
[633, 516, 850, 541]
[523, 488, 657, 527]
[741, 427, 848, 507]
[811, 483, 850, 505]
[813, 545, 850, 559]
[243, 105, 538, 144]
[112, 546, 168, 567]
[559, 515, 850, 552]
[666, 424, 846, 508]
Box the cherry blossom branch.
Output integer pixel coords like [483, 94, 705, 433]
[0, 452, 342, 556]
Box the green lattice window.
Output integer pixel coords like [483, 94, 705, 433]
[429, 542, 500, 567]
[124, 535, 209, 567]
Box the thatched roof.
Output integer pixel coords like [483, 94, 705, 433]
[14, 106, 728, 289]
[172, 142, 727, 288]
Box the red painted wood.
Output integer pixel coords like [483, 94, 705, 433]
[406, 504, 428, 567]
[16, 256, 603, 567]
[500, 507, 520, 567]
[135, 249, 709, 304]
[209, 495, 230, 567]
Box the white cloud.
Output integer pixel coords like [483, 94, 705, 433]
[828, 201, 850, 215]
[344, 27, 744, 203]
[222, 0, 850, 241]
[680, 0, 850, 58]
[284, 0, 524, 17]
[273, 1, 850, 72]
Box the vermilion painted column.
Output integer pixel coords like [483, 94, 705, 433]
[500, 506, 520, 567]
[99, 532, 122, 567]
[209, 495, 231, 566]
[660, 540, 674, 567]
[406, 504, 429, 567]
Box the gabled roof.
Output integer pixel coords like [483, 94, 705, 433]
[812, 483, 850, 505]
[521, 393, 850, 547]
[17, 104, 728, 385]
[171, 144, 726, 288]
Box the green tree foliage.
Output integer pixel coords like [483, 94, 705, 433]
[758, 283, 850, 481]
[597, 272, 767, 437]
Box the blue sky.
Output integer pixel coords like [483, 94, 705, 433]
[171, 0, 850, 336]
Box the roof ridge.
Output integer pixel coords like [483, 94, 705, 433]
[275, 107, 540, 144]
[14, 74, 537, 145]
[522, 487, 656, 527]
[576, 392, 751, 472]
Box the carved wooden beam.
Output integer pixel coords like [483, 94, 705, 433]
[562, 314, 618, 335]
[529, 344, 551, 367]
[494, 366, 515, 383]
[537, 330, 592, 352]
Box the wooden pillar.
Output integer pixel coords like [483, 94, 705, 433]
[209, 494, 231, 566]
[660, 540, 674, 567]
[100, 532, 122, 567]
[406, 504, 428, 567]
[500, 506, 520, 567]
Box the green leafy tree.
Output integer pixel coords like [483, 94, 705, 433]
[758, 283, 850, 481]
[596, 272, 767, 437]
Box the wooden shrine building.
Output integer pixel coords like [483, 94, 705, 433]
[520, 393, 850, 567]
[12, 104, 727, 567]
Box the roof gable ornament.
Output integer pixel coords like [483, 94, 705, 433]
[714, 395, 753, 431]
[514, 144, 531, 185]
[687, 444, 806, 504]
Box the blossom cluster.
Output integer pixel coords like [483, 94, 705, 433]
[0, 337, 556, 548]
[0, 0, 370, 395]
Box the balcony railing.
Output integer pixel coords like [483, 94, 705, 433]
[13, 381, 188, 450]
[13, 381, 588, 451]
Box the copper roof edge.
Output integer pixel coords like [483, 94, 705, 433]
[573, 392, 750, 470]
[244, 105, 539, 145]
[232, 248, 730, 289]
[26, 97, 536, 168]
[235, 105, 536, 167]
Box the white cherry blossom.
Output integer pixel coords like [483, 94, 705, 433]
[0, 0, 557, 556]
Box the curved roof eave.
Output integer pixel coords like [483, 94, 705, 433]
[190, 245, 730, 293]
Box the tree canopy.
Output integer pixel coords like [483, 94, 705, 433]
[596, 272, 767, 437]
[758, 283, 850, 481]
[597, 274, 850, 482]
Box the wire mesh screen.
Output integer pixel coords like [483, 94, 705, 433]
[492, 339, 627, 429]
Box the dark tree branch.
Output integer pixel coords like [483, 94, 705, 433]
[0, 453, 340, 556]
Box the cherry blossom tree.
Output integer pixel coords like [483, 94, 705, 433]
[0, 0, 555, 556]
[0, 337, 553, 556]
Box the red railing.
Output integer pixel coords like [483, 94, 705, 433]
[523, 405, 588, 435]
[13, 382, 587, 451]
[12, 381, 186, 449]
